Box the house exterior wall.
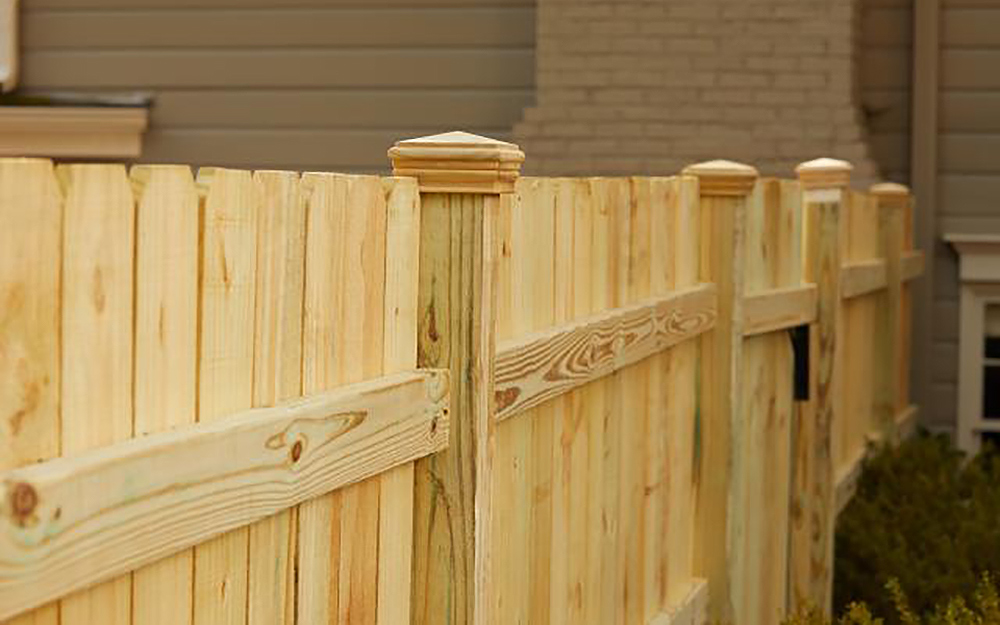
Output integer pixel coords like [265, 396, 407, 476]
[17, 0, 535, 173]
[928, 0, 1000, 434]
[861, 0, 913, 187]
[513, 0, 892, 186]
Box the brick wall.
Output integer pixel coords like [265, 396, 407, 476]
[514, 0, 881, 186]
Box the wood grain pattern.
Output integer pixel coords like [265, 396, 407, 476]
[0, 370, 448, 622]
[130, 165, 199, 625]
[742, 285, 817, 336]
[662, 176, 700, 610]
[412, 191, 498, 625]
[732, 178, 798, 624]
[247, 170, 306, 625]
[57, 164, 134, 625]
[840, 251, 924, 299]
[798, 184, 847, 612]
[0, 159, 62, 625]
[295, 173, 391, 625]
[332, 175, 387, 625]
[648, 579, 708, 625]
[376, 176, 421, 625]
[693, 187, 748, 624]
[192, 167, 256, 625]
[493, 284, 717, 421]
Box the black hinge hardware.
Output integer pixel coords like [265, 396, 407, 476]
[789, 325, 810, 401]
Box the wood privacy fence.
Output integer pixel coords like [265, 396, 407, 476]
[0, 132, 922, 625]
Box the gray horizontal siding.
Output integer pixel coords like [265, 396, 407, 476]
[22, 8, 535, 49]
[22, 50, 534, 89]
[19, 3, 535, 172]
[933, 0, 1000, 435]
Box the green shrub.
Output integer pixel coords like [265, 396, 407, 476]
[833, 432, 1000, 621]
[780, 575, 1000, 624]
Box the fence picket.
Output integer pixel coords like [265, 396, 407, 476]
[58, 164, 135, 625]
[131, 165, 199, 625]
[192, 167, 256, 625]
[0, 159, 62, 625]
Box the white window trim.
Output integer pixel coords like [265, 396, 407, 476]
[946, 233, 1000, 453]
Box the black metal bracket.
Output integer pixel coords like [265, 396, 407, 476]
[789, 325, 810, 401]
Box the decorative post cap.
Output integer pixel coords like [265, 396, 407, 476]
[870, 182, 910, 208]
[869, 182, 909, 198]
[795, 158, 853, 190]
[388, 131, 524, 194]
[681, 159, 758, 196]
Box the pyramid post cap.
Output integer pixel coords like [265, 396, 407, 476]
[795, 158, 853, 189]
[869, 182, 910, 197]
[388, 131, 524, 194]
[681, 159, 758, 196]
[870, 182, 910, 209]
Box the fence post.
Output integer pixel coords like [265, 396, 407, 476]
[389, 131, 523, 625]
[872, 183, 908, 440]
[793, 158, 852, 613]
[682, 159, 757, 623]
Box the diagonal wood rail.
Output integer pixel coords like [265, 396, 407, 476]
[841, 250, 925, 299]
[493, 284, 717, 421]
[0, 369, 449, 622]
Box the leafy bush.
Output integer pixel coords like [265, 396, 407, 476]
[833, 432, 1000, 621]
[781, 575, 1000, 624]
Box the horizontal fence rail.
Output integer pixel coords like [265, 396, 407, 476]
[0, 370, 449, 621]
[0, 134, 924, 625]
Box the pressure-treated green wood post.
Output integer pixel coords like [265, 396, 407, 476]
[792, 158, 852, 613]
[872, 182, 909, 440]
[389, 131, 523, 625]
[683, 159, 757, 624]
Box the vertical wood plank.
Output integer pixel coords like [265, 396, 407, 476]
[193, 167, 257, 625]
[872, 183, 908, 438]
[334, 176, 386, 625]
[296, 173, 387, 625]
[621, 176, 650, 625]
[735, 179, 796, 624]
[644, 177, 671, 621]
[297, 172, 350, 625]
[663, 176, 700, 608]
[0, 159, 62, 625]
[490, 182, 521, 625]
[58, 164, 135, 625]
[566, 179, 594, 624]
[376, 176, 421, 625]
[586, 178, 613, 624]
[685, 161, 757, 624]
[548, 178, 581, 625]
[489, 179, 531, 625]
[795, 159, 851, 613]
[526, 179, 556, 625]
[412, 192, 498, 625]
[131, 165, 199, 625]
[600, 178, 628, 625]
[247, 170, 306, 625]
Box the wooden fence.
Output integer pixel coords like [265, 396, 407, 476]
[0, 132, 922, 625]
